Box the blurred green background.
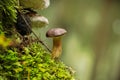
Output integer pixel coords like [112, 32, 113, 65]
[34, 0, 120, 80]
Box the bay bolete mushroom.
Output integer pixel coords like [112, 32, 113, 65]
[46, 28, 67, 59]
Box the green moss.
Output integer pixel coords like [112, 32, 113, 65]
[0, 0, 17, 36]
[0, 43, 75, 80]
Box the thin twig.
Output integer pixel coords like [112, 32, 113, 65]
[18, 10, 52, 53]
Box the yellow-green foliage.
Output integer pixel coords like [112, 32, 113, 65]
[0, 43, 75, 80]
[0, 34, 11, 48]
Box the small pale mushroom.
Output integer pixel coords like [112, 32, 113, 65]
[46, 28, 67, 59]
[30, 15, 49, 28]
[20, 0, 50, 10]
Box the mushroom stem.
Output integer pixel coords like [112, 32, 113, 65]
[52, 37, 62, 59]
[46, 28, 67, 59]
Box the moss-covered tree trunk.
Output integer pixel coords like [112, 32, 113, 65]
[0, 0, 75, 80]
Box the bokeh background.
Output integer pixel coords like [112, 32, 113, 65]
[34, 0, 120, 80]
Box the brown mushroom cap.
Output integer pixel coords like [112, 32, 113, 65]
[46, 28, 67, 37]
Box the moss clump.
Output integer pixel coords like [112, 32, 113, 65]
[0, 42, 75, 80]
[0, 0, 17, 36]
